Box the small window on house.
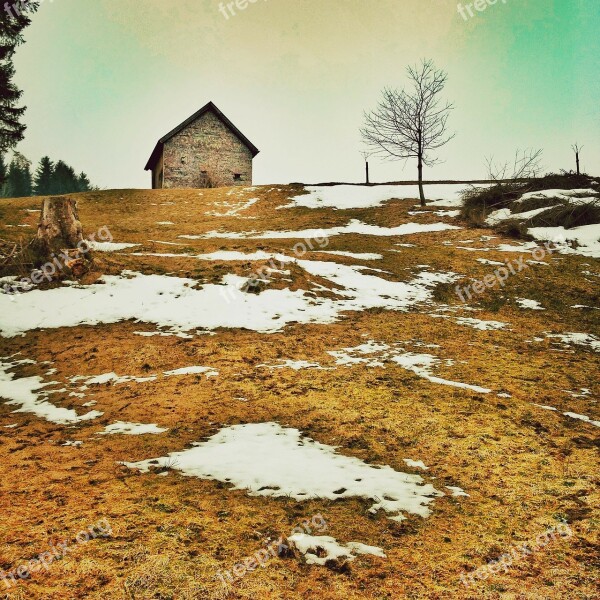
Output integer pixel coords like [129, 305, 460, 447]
[234, 173, 242, 181]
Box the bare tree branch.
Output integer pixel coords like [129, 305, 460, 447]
[361, 59, 454, 205]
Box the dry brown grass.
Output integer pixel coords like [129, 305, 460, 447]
[0, 185, 598, 599]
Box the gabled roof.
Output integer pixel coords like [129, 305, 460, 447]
[144, 101, 260, 171]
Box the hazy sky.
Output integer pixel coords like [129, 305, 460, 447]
[13, 0, 600, 189]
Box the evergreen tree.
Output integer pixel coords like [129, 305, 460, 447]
[5, 151, 32, 197]
[33, 155, 53, 195]
[77, 171, 91, 192]
[50, 160, 79, 194]
[0, 2, 39, 152]
[0, 154, 7, 195]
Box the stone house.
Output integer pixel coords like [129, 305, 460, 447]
[144, 102, 259, 189]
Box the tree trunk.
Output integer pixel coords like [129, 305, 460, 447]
[575, 151, 580, 175]
[33, 197, 91, 278]
[365, 161, 370, 184]
[418, 157, 426, 206]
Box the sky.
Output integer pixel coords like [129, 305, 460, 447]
[11, 0, 600, 189]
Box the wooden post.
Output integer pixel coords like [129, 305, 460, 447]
[572, 143, 583, 176]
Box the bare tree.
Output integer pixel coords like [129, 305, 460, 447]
[571, 143, 583, 175]
[485, 148, 543, 186]
[360, 150, 372, 184]
[361, 59, 454, 206]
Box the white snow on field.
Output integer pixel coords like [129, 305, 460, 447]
[315, 251, 383, 260]
[545, 332, 600, 353]
[403, 459, 428, 470]
[124, 422, 441, 521]
[389, 352, 491, 393]
[156, 221, 174, 226]
[494, 241, 539, 253]
[86, 241, 138, 252]
[206, 197, 258, 217]
[563, 412, 600, 427]
[515, 188, 599, 205]
[75, 366, 218, 384]
[445, 486, 470, 497]
[0, 358, 103, 424]
[0, 263, 455, 337]
[516, 298, 544, 310]
[288, 533, 386, 565]
[281, 184, 471, 210]
[430, 314, 508, 331]
[534, 404, 600, 428]
[259, 360, 325, 371]
[452, 317, 508, 331]
[434, 209, 461, 217]
[100, 421, 168, 435]
[81, 372, 157, 385]
[163, 366, 219, 377]
[528, 224, 600, 258]
[194, 251, 288, 262]
[179, 219, 460, 240]
[485, 205, 559, 226]
[476, 258, 505, 266]
[328, 341, 491, 393]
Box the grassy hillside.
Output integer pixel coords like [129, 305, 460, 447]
[0, 184, 598, 599]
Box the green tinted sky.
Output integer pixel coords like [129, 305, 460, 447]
[12, 0, 600, 187]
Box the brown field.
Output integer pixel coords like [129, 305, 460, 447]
[0, 185, 598, 599]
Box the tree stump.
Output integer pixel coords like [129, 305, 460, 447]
[33, 197, 92, 278]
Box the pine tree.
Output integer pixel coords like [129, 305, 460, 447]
[0, 2, 39, 152]
[0, 154, 7, 195]
[33, 155, 53, 195]
[77, 171, 91, 192]
[51, 160, 79, 194]
[5, 151, 32, 197]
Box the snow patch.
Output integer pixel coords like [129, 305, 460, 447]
[0, 358, 103, 424]
[289, 533, 386, 565]
[124, 422, 442, 521]
[179, 219, 460, 240]
[100, 422, 168, 435]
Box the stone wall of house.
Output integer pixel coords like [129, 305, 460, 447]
[162, 111, 253, 189]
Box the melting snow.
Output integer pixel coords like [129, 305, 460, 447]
[288, 534, 386, 565]
[163, 366, 218, 377]
[485, 205, 559, 226]
[82, 372, 157, 385]
[545, 332, 600, 353]
[563, 412, 600, 428]
[0, 358, 103, 424]
[0, 264, 455, 337]
[315, 251, 382, 260]
[123, 422, 442, 521]
[328, 341, 491, 393]
[87, 241, 139, 252]
[259, 360, 325, 371]
[100, 422, 168, 435]
[534, 404, 599, 428]
[179, 219, 459, 240]
[403, 459, 428, 470]
[281, 184, 470, 210]
[515, 298, 544, 310]
[528, 224, 600, 258]
[205, 197, 258, 217]
[515, 188, 599, 204]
